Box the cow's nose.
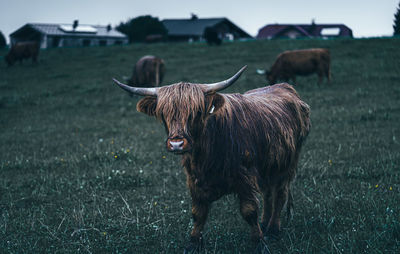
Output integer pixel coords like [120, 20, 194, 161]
[169, 140, 184, 150]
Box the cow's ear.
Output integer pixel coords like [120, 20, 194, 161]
[206, 93, 225, 114]
[137, 96, 157, 116]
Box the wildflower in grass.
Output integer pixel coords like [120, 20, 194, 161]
[139, 169, 143, 174]
[162, 155, 166, 159]
[389, 186, 393, 191]
[114, 155, 118, 159]
[154, 201, 157, 206]
[328, 159, 332, 165]
[375, 184, 379, 188]
[103, 232, 107, 236]
[126, 149, 130, 153]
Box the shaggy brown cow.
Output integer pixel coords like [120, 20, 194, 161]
[113, 66, 310, 253]
[128, 55, 165, 87]
[5, 41, 40, 66]
[266, 48, 331, 85]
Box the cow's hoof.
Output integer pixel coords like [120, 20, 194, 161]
[183, 240, 202, 254]
[261, 223, 281, 240]
[254, 239, 271, 254]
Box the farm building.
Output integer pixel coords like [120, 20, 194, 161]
[162, 15, 252, 42]
[9, 21, 128, 48]
[257, 22, 353, 39]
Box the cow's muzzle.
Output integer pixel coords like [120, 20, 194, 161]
[167, 136, 190, 153]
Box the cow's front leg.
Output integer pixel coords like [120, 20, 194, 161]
[239, 194, 263, 242]
[184, 200, 210, 253]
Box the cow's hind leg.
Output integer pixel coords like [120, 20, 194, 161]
[317, 72, 323, 85]
[265, 183, 289, 238]
[326, 64, 331, 83]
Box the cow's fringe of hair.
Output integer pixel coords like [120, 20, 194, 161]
[156, 83, 207, 134]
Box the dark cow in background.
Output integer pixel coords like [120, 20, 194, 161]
[5, 41, 40, 66]
[113, 66, 310, 253]
[203, 27, 222, 46]
[128, 55, 165, 87]
[266, 48, 331, 85]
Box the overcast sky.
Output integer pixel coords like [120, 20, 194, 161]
[1, 0, 399, 43]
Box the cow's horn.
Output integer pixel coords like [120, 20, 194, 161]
[204, 65, 247, 93]
[112, 78, 158, 96]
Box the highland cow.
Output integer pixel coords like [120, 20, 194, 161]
[5, 41, 40, 66]
[266, 48, 331, 85]
[113, 66, 310, 253]
[128, 55, 165, 87]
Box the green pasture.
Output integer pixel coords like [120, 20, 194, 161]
[0, 38, 399, 253]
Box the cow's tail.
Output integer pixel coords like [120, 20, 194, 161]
[322, 49, 331, 82]
[286, 188, 294, 222]
[155, 61, 160, 86]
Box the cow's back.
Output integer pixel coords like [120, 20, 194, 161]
[213, 83, 310, 176]
[273, 48, 329, 76]
[243, 83, 310, 140]
[131, 56, 164, 86]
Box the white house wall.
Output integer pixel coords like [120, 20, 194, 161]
[45, 36, 128, 48]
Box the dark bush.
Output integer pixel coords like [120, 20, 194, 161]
[203, 27, 222, 46]
[394, 1, 400, 35]
[0, 30, 6, 48]
[117, 15, 167, 43]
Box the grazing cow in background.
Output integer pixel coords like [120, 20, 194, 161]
[128, 55, 165, 87]
[203, 27, 222, 46]
[5, 41, 40, 66]
[266, 48, 331, 85]
[113, 66, 310, 253]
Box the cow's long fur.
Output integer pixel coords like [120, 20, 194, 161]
[267, 48, 331, 84]
[136, 82, 310, 246]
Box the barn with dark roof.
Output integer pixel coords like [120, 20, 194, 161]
[10, 22, 128, 48]
[257, 22, 353, 40]
[162, 15, 252, 42]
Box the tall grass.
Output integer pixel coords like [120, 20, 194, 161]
[0, 38, 399, 253]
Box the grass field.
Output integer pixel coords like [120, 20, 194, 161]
[0, 38, 399, 253]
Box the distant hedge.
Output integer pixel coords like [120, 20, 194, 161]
[117, 15, 167, 43]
